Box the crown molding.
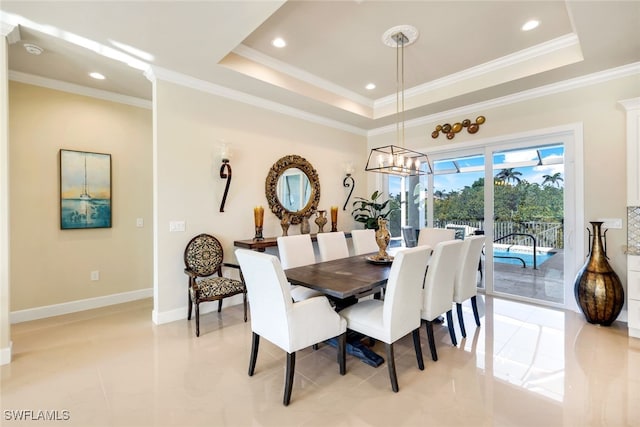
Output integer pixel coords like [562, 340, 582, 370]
[147, 65, 367, 136]
[232, 44, 374, 108]
[619, 97, 640, 111]
[376, 33, 582, 109]
[0, 21, 20, 43]
[9, 61, 636, 139]
[8, 71, 152, 109]
[369, 61, 640, 137]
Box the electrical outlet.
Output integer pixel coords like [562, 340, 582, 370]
[90, 271, 100, 281]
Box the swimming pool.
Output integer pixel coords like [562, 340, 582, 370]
[492, 247, 556, 267]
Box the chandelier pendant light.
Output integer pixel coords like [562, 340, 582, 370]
[366, 25, 430, 177]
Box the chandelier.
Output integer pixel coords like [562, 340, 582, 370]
[365, 25, 430, 177]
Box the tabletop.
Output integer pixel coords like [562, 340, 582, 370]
[284, 254, 392, 300]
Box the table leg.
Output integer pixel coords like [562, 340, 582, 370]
[325, 332, 384, 368]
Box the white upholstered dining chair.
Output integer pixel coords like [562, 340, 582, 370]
[235, 249, 347, 406]
[277, 234, 323, 302]
[417, 227, 456, 251]
[350, 229, 379, 255]
[453, 235, 485, 338]
[421, 240, 464, 361]
[339, 246, 431, 392]
[316, 231, 349, 262]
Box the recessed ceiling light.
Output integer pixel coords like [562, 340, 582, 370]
[522, 19, 540, 31]
[272, 37, 286, 48]
[365, 83, 376, 90]
[89, 72, 106, 80]
[23, 43, 43, 55]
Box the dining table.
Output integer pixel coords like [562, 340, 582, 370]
[284, 253, 394, 367]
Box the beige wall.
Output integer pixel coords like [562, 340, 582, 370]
[153, 80, 367, 321]
[8, 82, 153, 311]
[6, 70, 639, 324]
[369, 74, 640, 291]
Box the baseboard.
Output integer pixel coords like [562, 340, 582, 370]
[1, 342, 12, 365]
[10, 288, 153, 324]
[152, 306, 185, 325]
[152, 294, 244, 325]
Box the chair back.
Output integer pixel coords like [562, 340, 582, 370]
[235, 249, 293, 348]
[422, 240, 464, 321]
[454, 235, 485, 302]
[401, 226, 417, 247]
[417, 227, 456, 250]
[277, 234, 315, 269]
[351, 229, 378, 255]
[382, 246, 431, 341]
[316, 231, 349, 262]
[184, 234, 223, 277]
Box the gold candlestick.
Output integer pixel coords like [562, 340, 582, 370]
[253, 206, 264, 241]
[330, 206, 338, 232]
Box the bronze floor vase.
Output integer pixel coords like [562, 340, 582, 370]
[574, 221, 624, 326]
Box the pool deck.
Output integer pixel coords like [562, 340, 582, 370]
[484, 249, 564, 304]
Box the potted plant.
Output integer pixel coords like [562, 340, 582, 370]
[351, 190, 399, 230]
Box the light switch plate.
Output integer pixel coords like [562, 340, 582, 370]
[169, 220, 186, 232]
[136, 218, 144, 228]
[597, 218, 623, 229]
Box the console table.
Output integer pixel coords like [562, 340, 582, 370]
[234, 233, 351, 251]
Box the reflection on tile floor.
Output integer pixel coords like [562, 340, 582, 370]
[1, 296, 639, 426]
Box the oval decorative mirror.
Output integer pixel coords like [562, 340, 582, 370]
[265, 155, 320, 224]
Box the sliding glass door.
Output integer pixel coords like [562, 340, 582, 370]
[390, 126, 580, 309]
[490, 144, 565, 304]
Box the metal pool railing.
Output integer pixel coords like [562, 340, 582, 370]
[493, 233, 538, 269]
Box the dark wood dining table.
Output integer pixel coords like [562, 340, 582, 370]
[284, 254, 393, 367]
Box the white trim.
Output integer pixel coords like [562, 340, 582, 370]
[7, 61, 638, 138]
[10, 288, 153, 324]
[8, 71, 152, 109]
[152, 298, 243, 325]
[376, 33, 581, 109]
[0, 342, 11, 366]
[369, 62, 640, 137]
[152, 307, 184, 325]
[422, 123, 583, 311]
[146, 66, 367, 136]
[233, 44, 374, 108]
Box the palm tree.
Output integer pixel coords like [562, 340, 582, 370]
[542, 172, 564, 187]
[495, 168, 522, 185]
[433, 190, 446, 199]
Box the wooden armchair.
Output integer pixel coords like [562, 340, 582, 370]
[184, 234, 247, 337]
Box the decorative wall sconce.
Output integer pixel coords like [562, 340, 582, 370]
[431, 116, 486, 140]
[342, 162, 355, 211]
[219, 144, 232, 212]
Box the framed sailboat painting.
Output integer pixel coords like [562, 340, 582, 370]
[59, 149, 112, 229]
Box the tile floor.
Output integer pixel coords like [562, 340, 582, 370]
[1, 296, 639, 427]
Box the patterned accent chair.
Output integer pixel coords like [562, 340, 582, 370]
[184, 234, 247, 337]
